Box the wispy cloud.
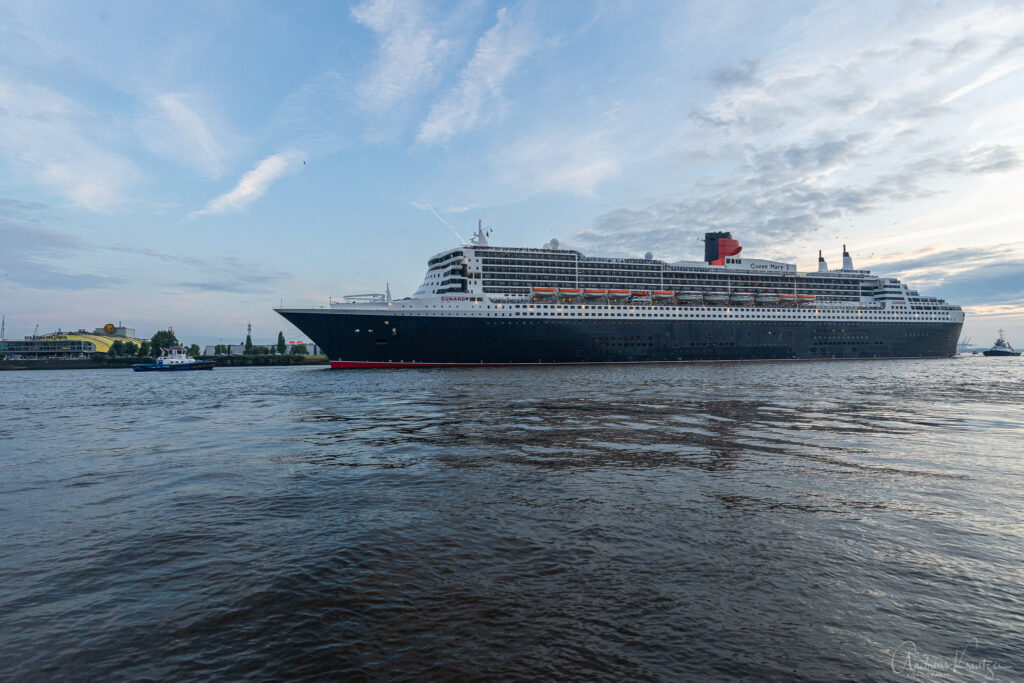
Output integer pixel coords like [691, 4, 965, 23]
[351, 0, 451, 111]
[0, 203, 293, 293]
[495, 128, 619, 196]
[0, 218, 126, 290]
[138, 93, 232, 178]
[417, 7, 536, 145]
[0, 77, 138, 210]
[188, 151, 304, 218]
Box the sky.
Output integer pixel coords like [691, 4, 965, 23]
[1, 0, 1023, 348]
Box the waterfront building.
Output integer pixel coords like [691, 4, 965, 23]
[1, 326, 148, 360]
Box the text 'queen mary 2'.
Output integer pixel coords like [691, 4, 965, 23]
[275, 226, 964, 368]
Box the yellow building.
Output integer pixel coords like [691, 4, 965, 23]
[36, 331, 147, 354]
[2, 324, 148, 359]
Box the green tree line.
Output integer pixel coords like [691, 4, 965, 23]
[104, 330, 310, 358]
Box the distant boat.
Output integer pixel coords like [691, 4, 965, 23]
[982, 330, 1020, 357]
[133, 346, 215, 371]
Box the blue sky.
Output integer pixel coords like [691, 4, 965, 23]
[2, 0, 1023, 347]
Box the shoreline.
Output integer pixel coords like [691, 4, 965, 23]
[0, 357, 330, 371]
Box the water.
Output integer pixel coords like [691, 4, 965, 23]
[1, 357, 1022, 680]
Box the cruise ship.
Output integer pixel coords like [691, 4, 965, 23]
[275, 226, 964, 368]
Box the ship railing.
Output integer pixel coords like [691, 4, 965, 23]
[488, 294, 888, 309]
[340, 293, 387, 303]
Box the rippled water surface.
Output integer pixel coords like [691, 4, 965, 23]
[2, 357, 1023, 680]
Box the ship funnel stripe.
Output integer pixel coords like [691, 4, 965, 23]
[704, 232, 742, 265]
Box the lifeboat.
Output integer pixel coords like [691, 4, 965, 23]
[607, 289, 631, 301]
[583, 289, 607, 298]
[652, 290, 675, 300]
[730, 292, 754, 304]
[797, 294, 816, 306]
[558, 288, 583, 299]
[777, 294, 798, 304]
[531, 287, 557, 299]
[704, 291, 728, 305]
[675, 290, 702, 303]
[755, 292, 779, 304]
[630, 290, 650, 297]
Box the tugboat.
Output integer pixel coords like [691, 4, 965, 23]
[982, 330, 1021, 357]
[133, 346, 215, 371]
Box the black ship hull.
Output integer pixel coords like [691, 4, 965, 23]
[278, 310, 963, 367]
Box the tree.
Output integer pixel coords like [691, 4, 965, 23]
[123, 341, 139, 356]
[137, 340, 151, 357]
[277, 331, 286, 355]
[289, 343, 308, 355]
[188, 343, 201, 357]
[244, 334, 253, 353]
[108, 340, 125, 357]
[214, 344, 227, 355]
[152, 330, 178, 353]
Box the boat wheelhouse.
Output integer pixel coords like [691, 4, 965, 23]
[982, 330, 1020, 357]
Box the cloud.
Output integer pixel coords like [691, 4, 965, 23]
[417, 7, 536, 145]
[708, 59, 760, 88]
[931, 259, 1024, 307]
[495, 128, 619, 196]
[173, 277, 289, 294]
[0, 197, 48, 218]
[0, 218, 126, 290]
[572, 5, 1024, 259]
[0, 77, 138, 210]
[573, 145, 952, 259]
[949, 144, 1021, 174]
[0, 204, 293, 293]
[867, 244, 1012, 276]
[188, 151, 304, 218]
[138, 93, 231, 178]
[351, 0, 451, 111]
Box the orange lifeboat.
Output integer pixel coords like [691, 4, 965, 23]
[607, 289, 630, 300]
[630, 290, 649, 297]
[532, 287, 557, 293]
[583, 289, 607, 298]
[558, 288, 583, 294]
[652, 290, 675, 300]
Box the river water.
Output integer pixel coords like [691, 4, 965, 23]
[1, 357, 1022, 680]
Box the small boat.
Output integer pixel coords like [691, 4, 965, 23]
[607, 289, 631, 301]
[630, 290, 650, 298]
[777, 294, 798, 302]
[755, 292, 779, 304]
[558, 288, 583, 299]
[134, 346, 215, 371]
[797, 294, 816, 306]
[730, 292, 754, 304]
[982, 330, 1021, 357]
[531, 287, 557, 299]
[704, 291, 728, 305]
[583, 289, 607, 298]
[652, 290, 675, 300]
[675, 290, 702, 303]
